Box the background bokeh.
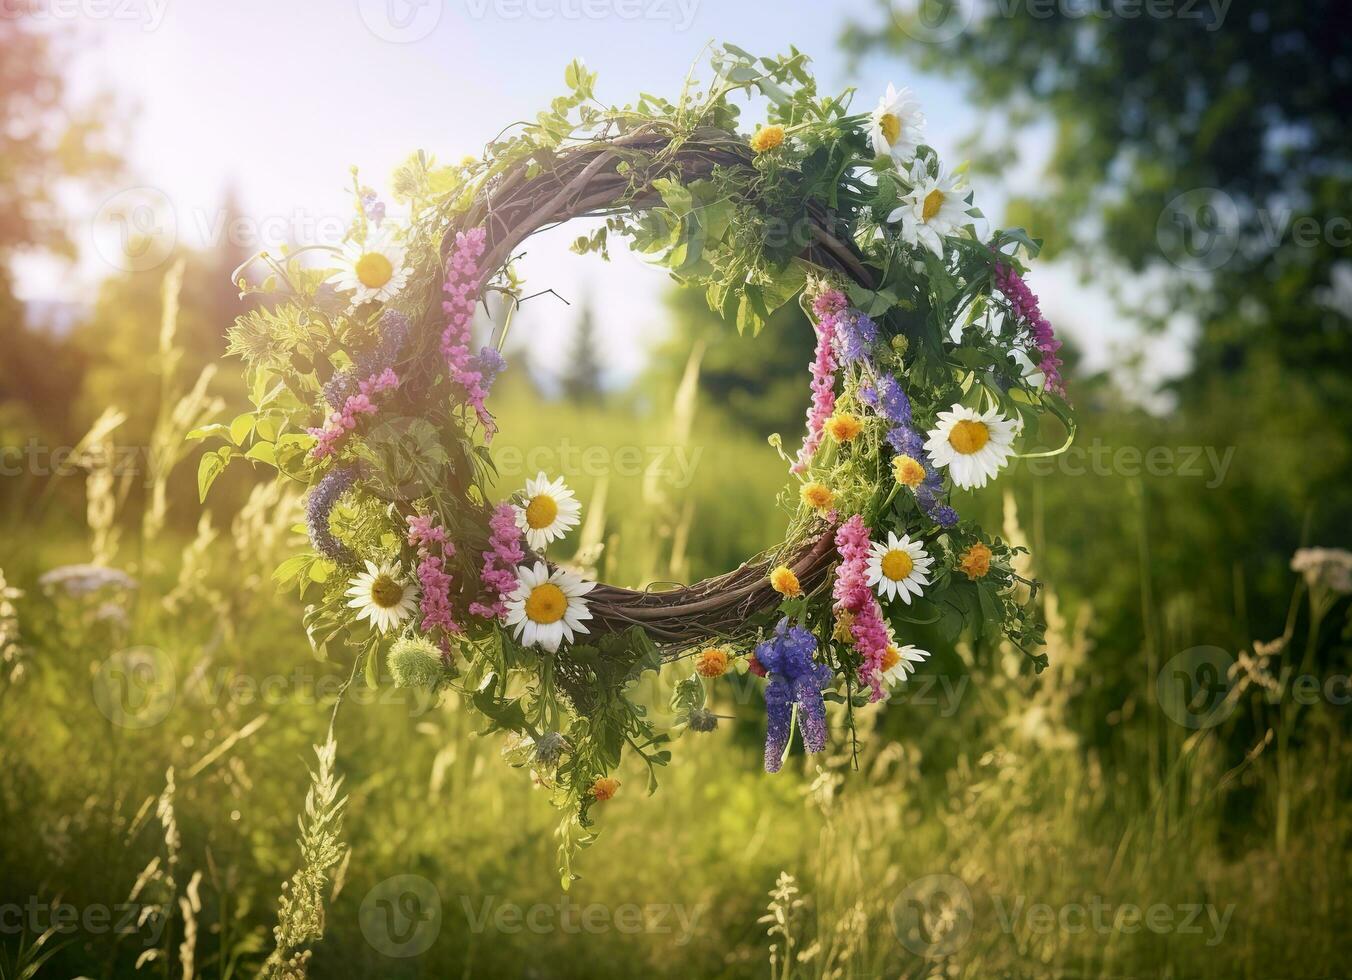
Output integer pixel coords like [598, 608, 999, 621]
[1, 1, 1349, 977]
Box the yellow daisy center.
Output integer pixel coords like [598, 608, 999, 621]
[922, 189, 945, 223]
[880, 549, 914, 582]
[355, 251, 394, 289]
[524, 582, 567, 625]
[878, 112, 900, 146]
[370, 574, 405, 609]
[948, 419, 990, 454]
[881, 645, 901, 671]
[524, 494, 559, 530]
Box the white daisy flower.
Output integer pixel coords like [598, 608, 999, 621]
[503, 561, 595, 653]
[887, 161, 970, 256]
[515, 472, 582, 551]
[924, 404, 1021, 490]
[326, 228, 410, 307]
[881, 636, 931, 688]
[866, 531, 934, 604]
[869, 83, 926, 166]
[345, 560, 419, 634]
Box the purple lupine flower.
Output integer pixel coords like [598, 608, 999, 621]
[835, 310, 878, 364]
[472, 345, 508, 389]
[758, 619, 833, 772]
[359, 187, 386, 227]
[862, 373, 912, 428]
[305, 465, 358, 563]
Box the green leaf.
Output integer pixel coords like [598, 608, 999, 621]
[272, 554, 309, 586]
[196, 448, 231, 503]
[245, 442, 277, 467]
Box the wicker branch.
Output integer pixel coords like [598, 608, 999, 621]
[442, 125, 873, 652]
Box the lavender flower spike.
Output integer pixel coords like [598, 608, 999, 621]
[305, 465, 358, 563]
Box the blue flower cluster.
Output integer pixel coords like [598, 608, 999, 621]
[305, 464, 358, 563]
[863, 374, 958, 528]
[323, 310, 410, 409]
[836, 310, 878, 364]
[759, 619, 833, 773]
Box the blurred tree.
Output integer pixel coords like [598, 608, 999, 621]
[843, 1, 1352, 394]
[0, 17, 121, 443]
[561, 294, 605, 404]
[652, 285, 817, 439]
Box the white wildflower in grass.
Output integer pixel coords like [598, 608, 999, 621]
[345, 560, 418, 634]
[515, 472, 582, 551]
[1291, 547, 1352, 595]
[503, 562, 595, 653]
[924, 404, 1020, 490]
[38, 563, 137, 598]
[865, 531, 933, 604]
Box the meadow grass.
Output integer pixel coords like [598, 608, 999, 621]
[0, 288, 1347, 978]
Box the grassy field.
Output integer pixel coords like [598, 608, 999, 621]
[0, 343, 1349, 979]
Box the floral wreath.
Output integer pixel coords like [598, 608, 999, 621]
[202, 46, 1072, 877]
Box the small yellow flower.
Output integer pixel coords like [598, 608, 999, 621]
[957, 542, 993, 580]
[695, 647, 730, 678]
[833, 611, 856, 644]
[801, 482, 834, 511]
[750, 124, 786, 153]
[769, 565, 803, 598]
[825, 413, 863, 442]
[590, 776, 620, 802]
[892, 454, 926, 488]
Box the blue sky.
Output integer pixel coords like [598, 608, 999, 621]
[25, 0, 1191, 393]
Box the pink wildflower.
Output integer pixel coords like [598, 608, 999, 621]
[441, 228, 497, 438]
[832, 515, 891, 700]
[994, 262, 1065, 396]
[308, 368, 401, 459]
[469, 503, 525, 620]
[406, 514, 462, 636]
[793, 287, 846, 473]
